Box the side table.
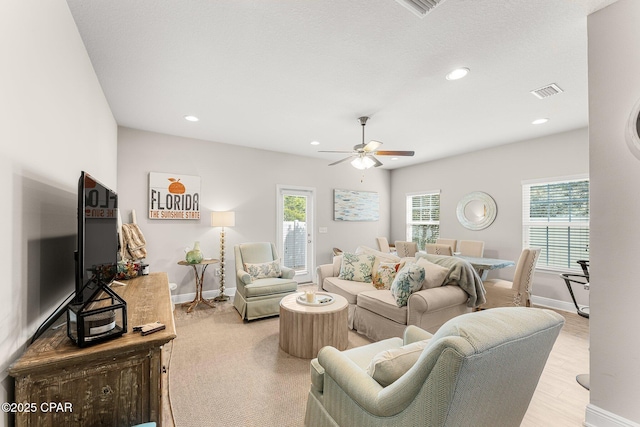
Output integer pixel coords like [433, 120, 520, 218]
[279, 292, 348, 359]
[177, 259, 219, 313]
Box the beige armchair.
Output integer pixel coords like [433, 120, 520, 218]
[394, 241, 417, 257]
[425, 243, 453, 256]
[482, 248, 541, 308]
[233, 242, 298, 320]
[305, 307, 564, 427]
[458, 239, 485, 257]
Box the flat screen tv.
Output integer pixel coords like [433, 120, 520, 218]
[74, 171, 119, 302]
[66, 171, 126, 347]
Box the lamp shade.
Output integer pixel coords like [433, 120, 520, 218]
[351, 156, 375, 170]
[211, 211, 235, 227]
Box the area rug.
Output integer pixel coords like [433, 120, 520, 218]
[167, 296, 371, 427]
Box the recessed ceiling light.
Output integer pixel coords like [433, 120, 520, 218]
[446, 67, 470, 81]
[391, 157, 399, 161]
[184, 115, 199, 122]
[310, 141, 320, 146]
[532, 118, 549, 125]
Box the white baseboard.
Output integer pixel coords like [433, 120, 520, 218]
[585, 404, 640, 427]
[530, 295, 580, 313]
[171, 287, 236, 305]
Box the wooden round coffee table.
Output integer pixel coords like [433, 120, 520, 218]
[279, 292, 348, 359]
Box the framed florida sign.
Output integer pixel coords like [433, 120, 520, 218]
[148, 172, 201, 220]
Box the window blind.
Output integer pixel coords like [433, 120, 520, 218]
[406, 192, 440, 248]
[522, 177, 589, 272]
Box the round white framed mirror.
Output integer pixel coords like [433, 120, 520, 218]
[456, 191, 497, 230]
[625, 96, 640, 161]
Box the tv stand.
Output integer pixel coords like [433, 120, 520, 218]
[9, 272, 176, 427]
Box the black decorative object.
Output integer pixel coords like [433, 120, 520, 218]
[66, 275, 127, 347]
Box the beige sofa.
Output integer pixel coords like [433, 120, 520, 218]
[316, 247, 485, 342]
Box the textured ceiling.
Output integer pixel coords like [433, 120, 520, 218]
[66, 0, 618, 169]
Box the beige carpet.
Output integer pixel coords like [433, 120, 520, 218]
[167, 296, 589, 427]
[167, 294, 371, 427]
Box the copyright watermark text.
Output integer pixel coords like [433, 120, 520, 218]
[1, 402, 73, 413]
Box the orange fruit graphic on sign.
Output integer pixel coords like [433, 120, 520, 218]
[168, 178, 186, 194]
[84, 175, 96, 188]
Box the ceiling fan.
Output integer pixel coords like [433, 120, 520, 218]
[320, 116, 415, 169]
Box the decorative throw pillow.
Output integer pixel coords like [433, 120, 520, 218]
[244, 260, 282, 280]
[390, 263, 425, 307]
[338, 252, 376, 283]
[416, 258, 450, 290]
[355, 246, 401, 264]
[373, 262, 399, 290]
[355, 247, 400, 280]
[366, 339, 430, 387]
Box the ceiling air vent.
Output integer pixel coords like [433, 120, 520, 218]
[395, 0, 447, 18]
[530, 83, 564, 99]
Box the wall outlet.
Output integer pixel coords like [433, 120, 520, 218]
[319, 227, 328, 234]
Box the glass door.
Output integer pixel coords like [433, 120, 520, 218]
[277, 186, 315, 283]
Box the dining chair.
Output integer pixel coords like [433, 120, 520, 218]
[424, 243, 453, 256]
[458, 240, 485, 257]
[481, 248, 541, 309]
[376, 237, 391, 253]
[394, 241, 418, 257]
[435, 238, 457, 253]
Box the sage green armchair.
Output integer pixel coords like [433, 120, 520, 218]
[233, 242, 298, 320]
[305, 307, 564, 427]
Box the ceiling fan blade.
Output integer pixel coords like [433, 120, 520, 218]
[374, 150, 415, 156]
[363, 140, 383, 152]
[328, 156, 355, 166]
[371, 156, 383, 167]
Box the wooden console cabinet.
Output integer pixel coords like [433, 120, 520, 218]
[9, 272, 176, 427]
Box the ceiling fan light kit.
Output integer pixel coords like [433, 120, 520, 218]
[320, 116, 415, 169]
[395, 0, 447, 18]
[351, 156, 376, 170]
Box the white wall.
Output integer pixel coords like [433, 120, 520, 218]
[390, 128, 590, 308]
[117, 127, 391, 297]
[588, 0, 640, 424]
[8, 2, 639, 425]
[0, 1, 117, 425]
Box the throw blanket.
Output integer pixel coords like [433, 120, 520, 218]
[416, 253, 486, 307]
[121, 223, 147, 261]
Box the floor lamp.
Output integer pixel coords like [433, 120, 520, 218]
[211, 211, 235, 302]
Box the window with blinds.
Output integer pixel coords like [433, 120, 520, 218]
[406, 191, 440, 249]
[522, 176, 589, 272]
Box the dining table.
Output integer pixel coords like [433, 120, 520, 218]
[454, 255, 515, 280]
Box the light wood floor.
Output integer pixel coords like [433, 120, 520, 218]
[522, 307, 590, 426]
